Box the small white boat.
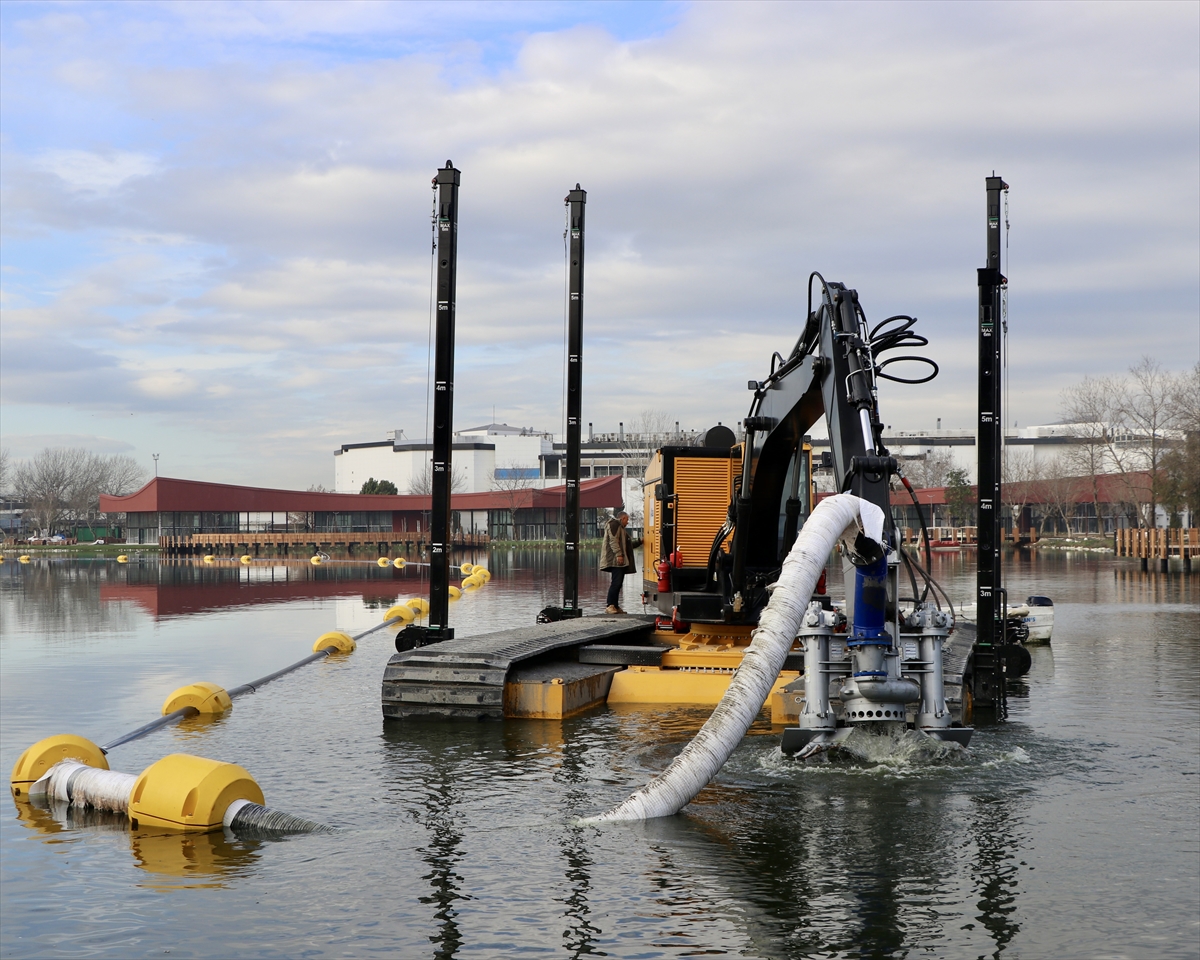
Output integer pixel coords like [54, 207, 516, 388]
[955, 595, 1054, 645]
[1023, 595, 1054, 644]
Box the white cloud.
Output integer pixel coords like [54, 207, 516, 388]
[0, 1, 1196, 488]
[36, 149, 160, 195]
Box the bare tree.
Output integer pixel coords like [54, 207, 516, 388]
[622, 409, 675, 478]
[1061, 375, 1137, 530]
[1168, 361, 1200, 434]
[898, 448, 955, 489]
[1002, 447, 1042, 536]
[1120, 356, 1178, 526]
[84, 453, 146, 528]
[14, 449, 75, 534]
[0, 447, 9, 496]
[1039, 456, 1079, 536]
[490, 461, 538, 539]
[13, 449, 146, 535]
[1162, 361, 1200, 524]
[407, 462, 467, 496]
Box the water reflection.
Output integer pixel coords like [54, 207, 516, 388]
[1109, 566, 1197, 605]
[967, 794, 1023, 956]
[130, 830, 263, 891]
[14, 797, 263, 890]
[551, 720, 603, 959]
[380, 723, 477, 959]
[1, 560, 140, 638]
[15, 798, 127, 839]
[2, 550, 1195, 959]
[110, 559, 425, 618]
[621, 727, 1033, 960]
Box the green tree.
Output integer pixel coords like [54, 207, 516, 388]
[944, 468, 974, 526]
[360, 477, 398, 495]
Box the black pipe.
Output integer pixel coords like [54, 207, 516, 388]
[402, 161, 460, 648]
[562, 185, 586, 617]
[101, 709, 194, 752]
[102, 617, 398, 752]
[976, 175, 1007, 653]
[973, 173, 1009, 710]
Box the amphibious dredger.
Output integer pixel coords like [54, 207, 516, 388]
[384, 276, 984, 743]
[382, 169, 1022, 744]
[625, 271, 977, 753]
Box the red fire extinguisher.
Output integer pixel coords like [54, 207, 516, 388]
[655, 559, 671, 594]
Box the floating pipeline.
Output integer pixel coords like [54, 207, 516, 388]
[10, 565, 491, 767]
[20, 754, 326, 836]
[10, 563, 490, 840]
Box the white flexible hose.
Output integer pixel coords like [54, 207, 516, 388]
[586, 493, 884, 823]
[29, 761, 329, 834]
[31, 760, 137, 813]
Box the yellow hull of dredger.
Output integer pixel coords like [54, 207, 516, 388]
[503, 622, 806, 723]
[607, 663, 802, 724]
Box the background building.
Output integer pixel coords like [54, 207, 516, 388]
[100, 475, 624, 544]
[334, 424, 557, 494]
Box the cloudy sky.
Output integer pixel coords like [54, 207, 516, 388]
[2, 0, 1196, 489]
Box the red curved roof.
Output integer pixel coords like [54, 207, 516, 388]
[99, 474, 625, 513]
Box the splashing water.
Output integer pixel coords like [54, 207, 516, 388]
[837, 725, 963, 765]
[757, 724, 968, 777]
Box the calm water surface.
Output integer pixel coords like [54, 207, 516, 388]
[1, 549, 1197, 959]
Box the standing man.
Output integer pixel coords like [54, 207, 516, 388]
[600, 511, 636, 614]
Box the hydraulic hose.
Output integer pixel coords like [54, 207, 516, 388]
[586, 493, 885, 823]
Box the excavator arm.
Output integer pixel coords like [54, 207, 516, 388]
[719, 275, 913, 621]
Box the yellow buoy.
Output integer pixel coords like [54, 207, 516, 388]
[384, 604, 416, 623]
[240, 555, 252, 564]
[18, 555, 31, 563]
[11, 734, 108, 799]
[203, 555, 215, 563]
[404, 598, 430, 616]
[310, 556, 323, 565]
[377, 557, 390, 567]
[462, 576, 482, 590]
[117, 555, 129, 563]
[162, 682, 232, 717]
[393, 557, 406, 569]
[128, 754, 264, 834]
[460, 561, 475, 574]
[314, 631, 356, 654]
[448, 586, 462, 601]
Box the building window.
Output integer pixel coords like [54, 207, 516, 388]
[314, 511, 393, 533]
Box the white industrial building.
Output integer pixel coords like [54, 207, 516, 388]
[334, 424, 557, 494]
[333, 422, 666, 519]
